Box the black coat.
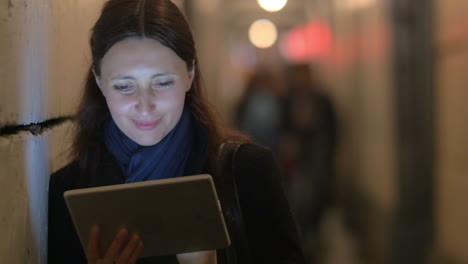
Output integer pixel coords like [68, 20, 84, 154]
[48, 136, 304, 264]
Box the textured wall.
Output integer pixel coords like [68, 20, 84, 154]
[0, 0, 104, 263]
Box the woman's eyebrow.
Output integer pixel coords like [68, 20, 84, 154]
[110, 73, 177, 81]
[110, 75, 136, 81]
[151, 73, 177, 78]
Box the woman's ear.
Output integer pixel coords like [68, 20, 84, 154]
[186, 62, 195, 92]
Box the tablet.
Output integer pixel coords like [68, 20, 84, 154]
[63, 174, 230, 258]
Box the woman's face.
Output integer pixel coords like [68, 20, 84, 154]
[95, 38, 194, 146]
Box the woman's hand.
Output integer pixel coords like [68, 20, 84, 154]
[176, 250, 217, 264]
[87, 225, 144, 264]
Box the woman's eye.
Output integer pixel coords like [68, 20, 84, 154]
[113, 85, 134, 94]
[153, 81, 174, 90]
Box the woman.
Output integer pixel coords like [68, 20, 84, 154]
[48, 0, 304, 263]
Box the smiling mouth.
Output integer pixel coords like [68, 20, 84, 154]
[132, 120, 159, 131]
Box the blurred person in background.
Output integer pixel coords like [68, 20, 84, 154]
[281, 63, 338, 263]
[234, 68, 284, 154]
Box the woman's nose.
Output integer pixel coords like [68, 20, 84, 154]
[135, 92, 156, 115]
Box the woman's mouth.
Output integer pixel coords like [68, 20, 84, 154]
[132, 119, 159, 131]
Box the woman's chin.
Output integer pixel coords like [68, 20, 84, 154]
[135, 138, 162, 146]
[128, 133, 163, 146]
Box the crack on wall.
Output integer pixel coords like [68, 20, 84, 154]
[0, 117, 71, 137]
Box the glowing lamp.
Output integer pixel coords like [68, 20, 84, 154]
[257, 0, 288, 12]
[248, 19, 278, 49]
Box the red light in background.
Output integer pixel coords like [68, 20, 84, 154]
[283, 28, 307, 63]
[304, 21, 332, 57]
[281, 20, 332, 64]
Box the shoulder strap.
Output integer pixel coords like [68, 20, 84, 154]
[217, 141, 251, 264]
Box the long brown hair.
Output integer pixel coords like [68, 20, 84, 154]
[73, 0, 230, 179]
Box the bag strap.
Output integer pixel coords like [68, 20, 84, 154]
[218, 141, 251, 264]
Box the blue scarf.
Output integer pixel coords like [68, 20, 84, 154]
[103, 108, 194, 183]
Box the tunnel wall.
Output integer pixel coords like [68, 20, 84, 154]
[0, 0, 104, 262]
[434, 0, 468, 263]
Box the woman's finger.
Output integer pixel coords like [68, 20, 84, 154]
[128, 240, 144, 264]
[116, 233, 140, 263]
[103, 227, 129, 262]
[87, 225, 102, 263]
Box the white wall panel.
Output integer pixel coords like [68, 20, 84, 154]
[0, 0, 105, 124]
[0, 1, 106, 263]
[0, 0, 49, 125]
[0, 134, 49, 264]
